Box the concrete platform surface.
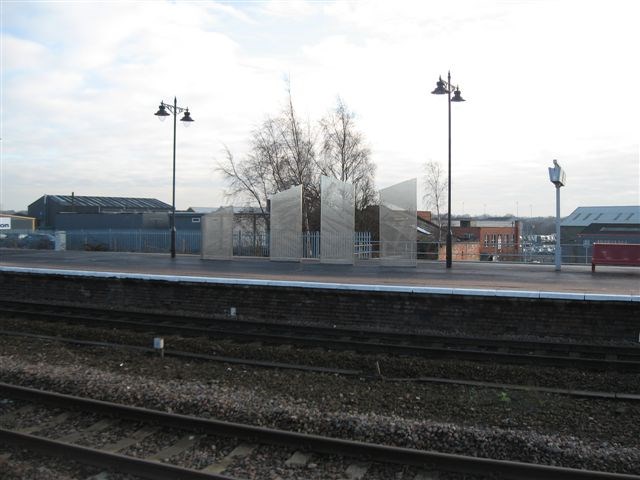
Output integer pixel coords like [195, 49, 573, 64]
[1, 249, 639, 296]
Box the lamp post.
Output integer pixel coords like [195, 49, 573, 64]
[432, 71, 465, 268]
[548, 159, 566, 271]
[154, 98, 194, 258]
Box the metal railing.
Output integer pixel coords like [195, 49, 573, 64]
[6, 229, 373, 259]
[0, 228, 620, 265]
[61, 230, 201, 254]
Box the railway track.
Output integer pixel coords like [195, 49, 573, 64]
[2, 329, 639, 403]
[2, 300, 640, 371]
[1, 382, 637, 480]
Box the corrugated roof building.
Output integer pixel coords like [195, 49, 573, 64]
[561, 205, 639, 227]
[28, 194, 172, 229]
[561, 205, 640, 262]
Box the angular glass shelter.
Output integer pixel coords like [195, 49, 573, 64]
[270, 185, 302, 261]
[321, 176, 355, 264]
[379, 178, 417, 266]
[201, 206, 234, 260]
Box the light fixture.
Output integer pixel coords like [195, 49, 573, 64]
[431, 77, 449, 95]
[180, 108, 194, 127]
[154, 103, 170, 121]
[451, 87, 465, 102]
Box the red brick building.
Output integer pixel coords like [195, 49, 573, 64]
[437, 242, 481, 261]
[451, 219, 522, 260]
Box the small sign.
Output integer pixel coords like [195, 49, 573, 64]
[0, 217, 11, 230]
[548, 160, 567, 187]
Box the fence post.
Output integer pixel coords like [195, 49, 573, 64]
[54, 231, 66, 251]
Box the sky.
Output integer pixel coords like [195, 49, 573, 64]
[1, 0, 638, 217]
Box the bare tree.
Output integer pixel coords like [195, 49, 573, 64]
[318, 98, 376, 210]
[217, 88, 379, 238]
[216, 87, 319, 232]
[423, 160, 447, 242]
[216, 145, 270, 215]
[278, 86, 319, 232]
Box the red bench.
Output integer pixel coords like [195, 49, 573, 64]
[591, 243, 640, 272]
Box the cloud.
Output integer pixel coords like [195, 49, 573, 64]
[261, 0, 320, 18]
[1, 34, 49, 71]
[1, 0, 638, 218]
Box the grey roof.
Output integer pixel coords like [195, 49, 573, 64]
[561, 206, 640, 227]
[46, 195, 171, 210]
[451, 220, 517, 227]
[189, 206, 266, 214]
[0, 214, 35, 220]
[189, 207, 223, 214]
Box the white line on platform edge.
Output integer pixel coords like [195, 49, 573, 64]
[2, 266, 638, 302]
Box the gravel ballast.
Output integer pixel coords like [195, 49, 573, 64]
[1, 328, 639, 477]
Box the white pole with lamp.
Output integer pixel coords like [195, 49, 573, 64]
[548, 159, 566, 271]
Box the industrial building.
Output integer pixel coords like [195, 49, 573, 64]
[28, 195, 173, 229]
[0, 214, 36, 231]
[561, 205, 640, 262]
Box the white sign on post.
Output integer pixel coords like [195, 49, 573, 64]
[548, 159, 566, 187]
[0, 217, 11, 230]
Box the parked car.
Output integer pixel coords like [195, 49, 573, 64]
[19, 233, 55, 249]
[0, 232, 27, 248]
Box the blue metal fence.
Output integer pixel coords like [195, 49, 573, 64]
[233, 232, 269, 257]
[62, 230, 202, 254]
[233, 231, 372, 258]
[57, 229, 372, 258]
[0, 228, 611, 264]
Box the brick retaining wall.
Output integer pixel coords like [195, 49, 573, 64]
[1, 271, 638, 342]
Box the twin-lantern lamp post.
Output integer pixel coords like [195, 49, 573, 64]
[431, 71, 465, 268]
[154, 98, 194, 258]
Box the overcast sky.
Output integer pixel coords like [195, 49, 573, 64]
[1, 0, 638, 217]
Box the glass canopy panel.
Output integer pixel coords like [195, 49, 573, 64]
[201, 206, 234, 260]
[379, 178, 417, 266]
[320, 176, 355, 264]
[270, 185, 302, 261]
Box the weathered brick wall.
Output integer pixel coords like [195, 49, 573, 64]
[1, 271, 638, 342]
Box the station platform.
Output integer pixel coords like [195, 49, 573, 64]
[2, 249, 639, 341]
[1, 249, 638, 298]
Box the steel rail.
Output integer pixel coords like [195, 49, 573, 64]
[385, 376, 640, 401]
[0, 429, 235, 480]
[0, 383, 638, 480]
[4, 299, 640, 358]
[2, 330, 638, 402]
[0, 330, 361, 375]
[3, 301, 640, 371]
